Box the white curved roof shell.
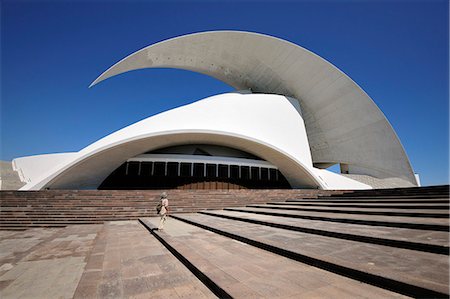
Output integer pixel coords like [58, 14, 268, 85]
[17, 93, 370, 190]
[92, 31, 416, 185]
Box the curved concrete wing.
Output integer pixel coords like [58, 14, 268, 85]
[91, 31, 416, 185]
[13, 153, 77, 184]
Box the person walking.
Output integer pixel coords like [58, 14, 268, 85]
[158, 192, 169, 230]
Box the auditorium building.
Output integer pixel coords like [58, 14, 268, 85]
[12, 31, 419, 190]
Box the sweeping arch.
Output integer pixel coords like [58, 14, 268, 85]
[90, 30, 416, 185]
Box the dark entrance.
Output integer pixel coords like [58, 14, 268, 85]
[99, 161, 291, 190]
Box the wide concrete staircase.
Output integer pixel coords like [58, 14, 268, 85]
[0, 189, 343, 230]
[138, 185, 449, 298]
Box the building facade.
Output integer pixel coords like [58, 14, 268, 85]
[13, 31, 418, 190]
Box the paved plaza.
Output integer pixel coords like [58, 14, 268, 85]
[0, 217, 423, 299]
[1, 186, 448, 298]
[0, 221, 214, 299]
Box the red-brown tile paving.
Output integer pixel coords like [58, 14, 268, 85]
[143, 217, 409, 298]
[0, 221, 214, 299]
[175, 213, 449, 294]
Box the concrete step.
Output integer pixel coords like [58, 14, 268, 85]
[224, 207, 450, 231]
[139, 217, 410, 298]
[324, 196, 449, 202]
[170, 213, 449, 298]
[270, 201, 449, 209]
[0, 223, 71, 229]
[326, 193, 449, 199]
[246, 204, 450, 218]
[328, 185, 448, 195]
[308, 195, 450, 199]
[199, 210, 449, 254]
[0, 217, 146, 222]
[0, 202, 269, 209]
[287, 198, 450, 204]
[0, 219, 127, 224]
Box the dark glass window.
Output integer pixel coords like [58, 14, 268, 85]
[240, 166, 250, 180]
[218, 164, 228, 178]
[127, 162, 140, 176]
[230, 165, 239, 179]
[140, 162, 152, 177]
[206, 164, 217, 178]
[193, 163, 205, 177]
[251, 167, 259, 180]
[276, 170, 282, 181]
[261, 168, 269, 181]
[167, 162, 178, 176]
[115, 163, 127, 175]
[153, 162, 166, 176]
[180, 163, 191, 177]
[269, 168, 277, 181]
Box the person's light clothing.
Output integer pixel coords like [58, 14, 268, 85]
[158, 198, 169, 229]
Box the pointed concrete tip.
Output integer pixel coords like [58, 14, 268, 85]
[88, 71, 110, 88]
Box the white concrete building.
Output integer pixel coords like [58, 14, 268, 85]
[13, 31, 418, 190]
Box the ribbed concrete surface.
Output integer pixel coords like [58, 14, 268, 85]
[0, 161, 25, 191]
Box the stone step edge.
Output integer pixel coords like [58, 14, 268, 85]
[320, 194, 449, 201]
[225, 208, 450, 232]
[199, 211, 449, 255]
[327, 192, 449, 196]
[288, 199, 450, 203]
[270, 202, 450, 209]
[171, 214, 448, 299]
[246, 205, 450, 218]
[138, 218, 231, 299]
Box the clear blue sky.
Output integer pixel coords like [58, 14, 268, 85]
[1, 0, 448, 186]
